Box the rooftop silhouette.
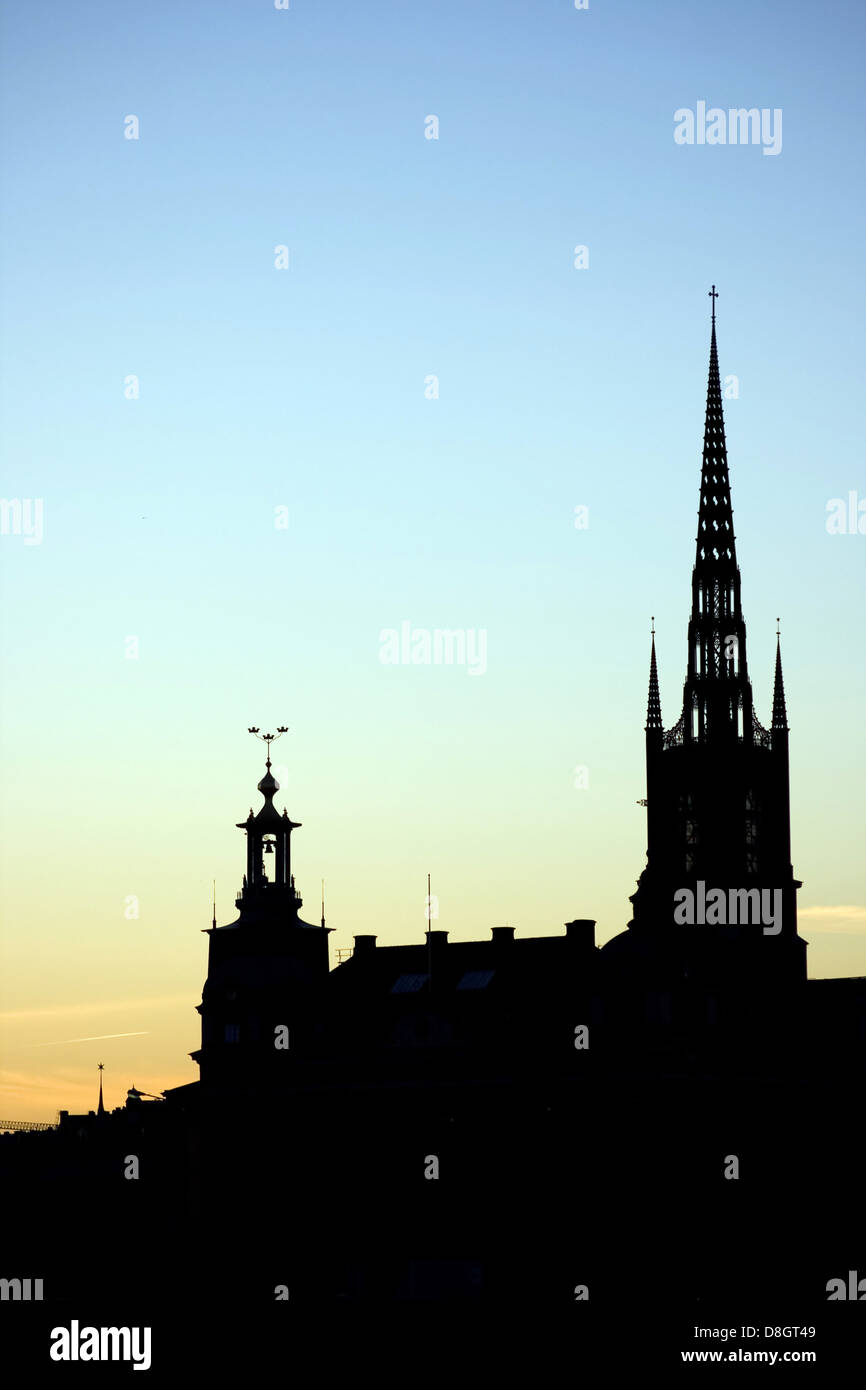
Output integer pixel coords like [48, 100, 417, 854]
[3, 295, 864, 1357]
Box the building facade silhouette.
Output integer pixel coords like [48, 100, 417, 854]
[3, 296, 864, 1331]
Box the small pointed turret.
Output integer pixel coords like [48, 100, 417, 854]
[646, 621, 663, 730]
[772, 624, 788, 731]
[97, 1062, 105, 1116]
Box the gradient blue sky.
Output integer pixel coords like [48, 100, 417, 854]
[1, 0, 864, 1116]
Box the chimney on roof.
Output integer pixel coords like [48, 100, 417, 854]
[565, 919, 596, 951]
[425, 930, 448, 946]
[353, 934, 377, 953]
[491, 926, 515, 942]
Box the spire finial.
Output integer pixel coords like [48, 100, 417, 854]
[651, 614, 655, 636]
[709, 284, 718, 324]
[248, 726, 289, 770]
[97, 1062, 105, 1116]
[776, 616, 780, 638]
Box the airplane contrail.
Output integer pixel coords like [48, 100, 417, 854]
[29, 1031, 152, 1048]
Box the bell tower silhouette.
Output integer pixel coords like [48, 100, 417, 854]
[236, 727, 303, 925]
[629, 290, 805, 981]
[191, 728, 332, 1088]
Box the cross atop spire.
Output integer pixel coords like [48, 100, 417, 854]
[709, 283, 718, 323]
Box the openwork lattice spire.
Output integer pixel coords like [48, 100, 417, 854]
[676, 288, 753, 747]
[646, 624, 663, 730]
[772, 629, 788, 731]
[696, 286, 736, 567]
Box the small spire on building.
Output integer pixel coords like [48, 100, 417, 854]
[646, 618, 663, 730]
[97, 1062, 105, 1116]
[772, 619, 789, 731]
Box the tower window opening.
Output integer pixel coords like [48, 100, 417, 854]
[745, 789, 758, 873]
[680, 792, 698, 874]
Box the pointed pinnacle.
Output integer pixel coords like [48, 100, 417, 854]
[696, 298, 735, 567]
[772, 632, 788, 731]
[646, 630, 663, 730]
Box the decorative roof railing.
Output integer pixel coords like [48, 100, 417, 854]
[661, 710, 773, 749]
[752, 712, 772, 749]
[663, 714, 685, 749]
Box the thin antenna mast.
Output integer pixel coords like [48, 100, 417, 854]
[427, 871, 432, 994]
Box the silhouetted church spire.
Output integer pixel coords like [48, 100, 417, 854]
[696, 286, 736, 569]
[677, 286, 756, 747]
[628, 289, 804, 976]
[97, 1062, 105, 1116]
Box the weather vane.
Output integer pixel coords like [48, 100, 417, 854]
[248, 726, 289, 768]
